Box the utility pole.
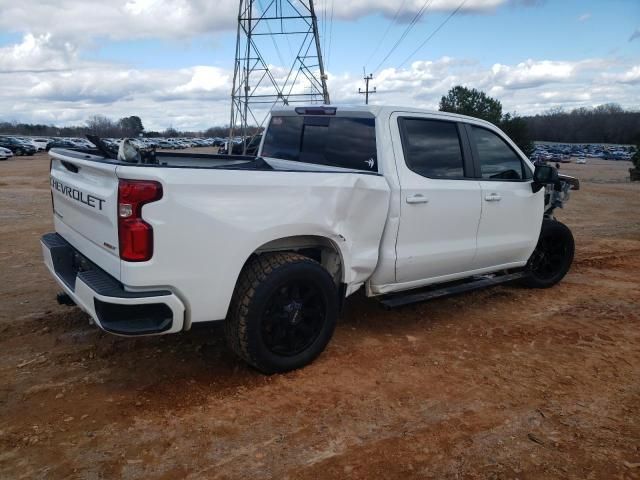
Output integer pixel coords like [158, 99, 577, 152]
[229, 0, 330, 154]
[358, 73, 376, 105]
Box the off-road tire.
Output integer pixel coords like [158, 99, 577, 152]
[225, 252, 338, 374]
[521, 219, 574, 288]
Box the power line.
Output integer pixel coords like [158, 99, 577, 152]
[322, 0, 327, 61]
[372, 0, 434, 73]
[364, 0, 409, 70]
[258, 0, 285, 67]
[397, 0, 468, 69]
[326, 0, 334, 71]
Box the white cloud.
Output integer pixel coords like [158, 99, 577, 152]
[489, 60, 576, 89]
[578, 12, 591, 22]
[602, 65, 640, 85]
[0, 34, 79, 72]
[172, 66, 230, 94]
[0, 1, 238, 42]
[0, 0, 530, 42]
[0, 32, 637, 130]
[331, 57, 639, 115]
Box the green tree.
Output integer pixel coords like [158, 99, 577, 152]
[439, 86, 534, 156]
[501, 113, 535, 157]
[163, 127, 179, 137]
[86, 115, 119, 137]
[118, 116, 145, 137]
[439, 85, 503, 125]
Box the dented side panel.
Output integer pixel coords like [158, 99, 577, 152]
[115, 165, 391, 324]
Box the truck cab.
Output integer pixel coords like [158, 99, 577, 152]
[260, 106, 544, 295]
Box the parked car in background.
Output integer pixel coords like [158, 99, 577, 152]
[576, 157, 587, 164]
[156, 140, 174, 149]
[67, 138, 95, 149]
[0, 146, 13, 160]
[219, 135, 262, 156]
[0, 137, 36, 156]
[45, 139, 79, 151]
[31, 138, 52, 151]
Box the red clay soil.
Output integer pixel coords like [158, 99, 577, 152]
[0, 155, 639, 479]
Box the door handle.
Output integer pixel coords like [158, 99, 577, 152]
[406, 194, 429, 204]
[484, 193, 502, 202]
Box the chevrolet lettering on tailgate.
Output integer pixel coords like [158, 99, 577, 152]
[51, 177, 106, 211]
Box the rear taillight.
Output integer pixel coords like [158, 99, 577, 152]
[118, 179, 163, 262]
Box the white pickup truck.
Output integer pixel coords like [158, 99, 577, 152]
[42, 105, 578, 373]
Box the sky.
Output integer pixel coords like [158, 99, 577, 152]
[0, 0, 638, 131]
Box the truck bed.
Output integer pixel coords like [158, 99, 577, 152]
[50, 148, 263, 170]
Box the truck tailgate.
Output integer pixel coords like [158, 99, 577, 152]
[49, 149, 121, 279]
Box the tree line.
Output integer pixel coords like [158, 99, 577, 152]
[439, 86, 640, 155]
[0, 115, 146, 138]
[0, 115, 262, 139]
[522, 104, 640, 145]
[2, 93, 638, 147]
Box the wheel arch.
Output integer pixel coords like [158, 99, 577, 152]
[249, 235, 346, 285]
[225, 234, 347, 321]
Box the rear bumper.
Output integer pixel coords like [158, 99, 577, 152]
[41, 232, 185, 336]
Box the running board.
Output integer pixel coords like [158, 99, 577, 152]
[379, 271, 528, 309]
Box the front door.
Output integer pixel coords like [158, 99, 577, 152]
[466, 124, 544, 269]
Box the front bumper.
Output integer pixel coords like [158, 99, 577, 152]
[41, 233, 185, 336]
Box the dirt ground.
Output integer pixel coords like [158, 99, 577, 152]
[0, 153, 639, 479]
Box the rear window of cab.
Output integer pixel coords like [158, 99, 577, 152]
[262, 115, 378, 172]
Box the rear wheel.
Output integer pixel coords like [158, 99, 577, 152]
[226, 252, 338, 374]
[521, 219, 574, 288]
[15, 148, 23, 156]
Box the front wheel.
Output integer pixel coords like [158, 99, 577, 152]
[521, 219, 574, 288]
[226, 252, 338, 374]
[15, 148, 23, 156]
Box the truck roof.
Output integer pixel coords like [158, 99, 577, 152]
[270, 104, 498, 128]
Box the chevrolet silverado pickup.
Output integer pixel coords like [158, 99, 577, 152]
[42, 105, 578, 373]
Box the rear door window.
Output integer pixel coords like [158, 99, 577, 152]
[262, 115, 377, 171]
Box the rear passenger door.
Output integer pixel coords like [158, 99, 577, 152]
[466, 124, 543, 270]
[392, 114, 482, 285]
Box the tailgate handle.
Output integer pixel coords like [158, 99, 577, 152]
[61, 160, 79, 173]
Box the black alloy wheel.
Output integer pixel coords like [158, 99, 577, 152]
[261, 281, 326, 357]
[226, 252, 338, 374]
[522, 219, 574, 288]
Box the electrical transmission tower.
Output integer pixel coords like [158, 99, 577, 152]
[229, 0, 330, 153]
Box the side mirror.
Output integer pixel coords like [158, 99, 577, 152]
[532, 164, 558, 193]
